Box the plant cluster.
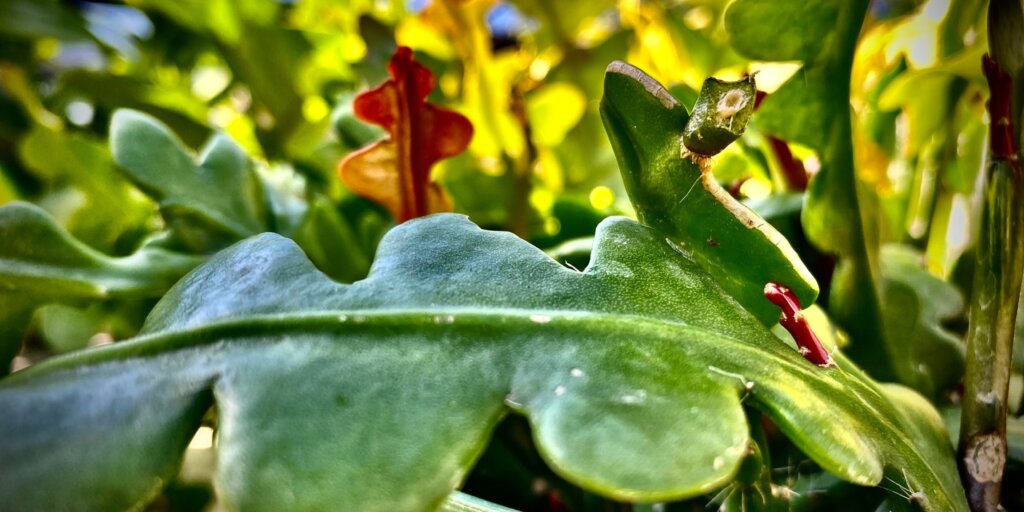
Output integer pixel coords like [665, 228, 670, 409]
[0, 1, 1022, 511]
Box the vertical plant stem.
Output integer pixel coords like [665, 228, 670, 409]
[815, 0, 893, 380]
[509, 85, 537, 239]
[958, 54, 1024, 512]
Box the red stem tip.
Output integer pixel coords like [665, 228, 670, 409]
[764, 282, 834, 367]
[983, 54, 1018, 162]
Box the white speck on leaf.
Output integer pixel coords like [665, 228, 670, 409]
[619, 390, 647, 405]
[530, 314, 552, 324]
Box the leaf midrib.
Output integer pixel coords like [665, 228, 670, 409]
[6, 306, 892, 438]
[9, 308, 800, 380]
[2, 307, 958, 509]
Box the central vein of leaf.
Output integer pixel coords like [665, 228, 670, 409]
[397, 75, 423, 220]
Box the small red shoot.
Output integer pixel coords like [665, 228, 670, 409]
[339, 47, 474, 223]
[754, 90, 808, 191]
[764, 282, 835, 367]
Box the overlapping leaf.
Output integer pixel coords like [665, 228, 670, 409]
[600, 62, 817, 325]
[110, 109, 269, 252]
[0, 62, 968, 511]
[0, 211, 967, 511]
[724, 0, 898, 380]
[0, 202, 201, 373]
[338, 46, 473, 223]
[879, 245, 965, 399]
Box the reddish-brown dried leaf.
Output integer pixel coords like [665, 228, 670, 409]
[339, 47, 473, 222]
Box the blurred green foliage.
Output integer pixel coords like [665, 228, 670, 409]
[1, 0, 1021, 510]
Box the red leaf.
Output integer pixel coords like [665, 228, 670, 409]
[764, 282, 835, 367]
[339, 47, 474, 222]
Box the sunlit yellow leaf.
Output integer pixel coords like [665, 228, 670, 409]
[396, 16, 456, 60]
[526, 82, 586, 147]
[426, 0, 526, 161]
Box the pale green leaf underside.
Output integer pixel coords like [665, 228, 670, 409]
[1, 214, 965, 511]
[440, 492, 520, 512]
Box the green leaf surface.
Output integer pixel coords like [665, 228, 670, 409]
[726, 0, 896, 381]
[110, 109, 268, 252]
[0, 202, 202, 371]
[751, 67, 835, 157]
[18, 125, 154, 253]
[879, 245, 965, 399]
[1, 213, 966, 511]
[724, 0, 839, 62]
[600, 61, 817, 325]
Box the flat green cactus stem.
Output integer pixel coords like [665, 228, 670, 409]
[600, 61, 817, 325]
